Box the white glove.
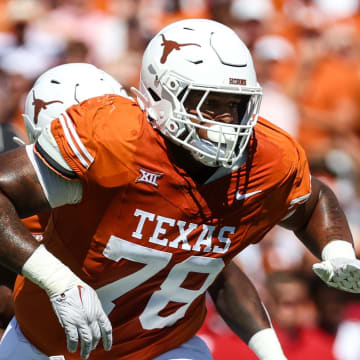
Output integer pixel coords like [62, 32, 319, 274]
[312, 240, 360, 293]
[313, 257, 360, 293]
[22, 245, 112, 359]
[50, 283, 112, 359]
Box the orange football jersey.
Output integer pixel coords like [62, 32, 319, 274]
[21, 212, 49, 242]
[14, 95, 311, 360]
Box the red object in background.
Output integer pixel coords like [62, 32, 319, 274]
[341, 302, 360, 321]
[274, 324, 336, 360]
[197, 301, 336, 360]
[197, 301, 258, 360]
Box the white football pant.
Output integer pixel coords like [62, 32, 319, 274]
[153, 335, 213, 360]
[0, 317, 64, 359]
[0, 317, 213, 360]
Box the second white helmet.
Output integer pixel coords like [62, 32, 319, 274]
[23, 63, 130, 143]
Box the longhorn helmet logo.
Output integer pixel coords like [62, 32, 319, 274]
[31, 91, 64, 124]
[159, 34, 201, 64]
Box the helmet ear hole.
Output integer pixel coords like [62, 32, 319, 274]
[167, 79, 179, 91]
[167, 120, 179, 134]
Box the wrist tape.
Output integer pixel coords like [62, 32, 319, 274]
[248, 328, 287, 360]
[322, 240, 356, 261]
[22, 244, 81, 297]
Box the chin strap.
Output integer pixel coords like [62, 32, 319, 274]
[130, 87, 148, 111]
[130, 86, 161, 126]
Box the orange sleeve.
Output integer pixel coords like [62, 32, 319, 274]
[286, 136, 311, 210]
[50, 95, 145, 188]
[255, 118, 312, 218]
[22, 212, 50, 238]
[284, 136, 312, 211]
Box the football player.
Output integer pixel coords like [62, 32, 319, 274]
[0, 18, 358, 360]
[5, 62, 287, 360]
[0, 62, 129, 344]
[5, 59, 282, 360]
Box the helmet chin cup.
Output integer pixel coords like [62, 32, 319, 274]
[207, 125, 236, 144]
[189, 138, 228, 167]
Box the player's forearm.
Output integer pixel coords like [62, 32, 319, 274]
[0, 193, 84, 297]
[0, 146, 54, 274]
[0, 190, 40, 273]
[281, 178, 360, 294]
[0, 193, 83, 297]
[208, 262, 270, 342]
[209, 262, 286, 359]
[294, 178, 354, 259]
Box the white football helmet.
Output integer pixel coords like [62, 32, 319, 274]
[23, 63, 130, 143]
[136, 18, 262, 168]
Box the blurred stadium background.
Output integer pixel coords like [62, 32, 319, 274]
[1, 0, 360, 359]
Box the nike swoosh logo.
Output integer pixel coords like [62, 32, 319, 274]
[236, 190, 262, 201]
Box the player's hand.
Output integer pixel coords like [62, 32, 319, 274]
[50, 282, 112, 359]
[313, 257, 360, 293]
[21, 245, 112, 358]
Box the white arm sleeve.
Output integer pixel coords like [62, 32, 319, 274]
[25, 144, 82, 208]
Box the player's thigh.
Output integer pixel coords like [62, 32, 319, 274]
[0, 266, 16, 334]
[0, 284, 14, 333]
[154, 335, 213, 360]
[0, 317, 48, 360]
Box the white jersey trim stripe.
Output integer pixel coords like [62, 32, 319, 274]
[63, 112, 94, 164]
[289, 192, 311, 205]
[59, 114, 90, 169]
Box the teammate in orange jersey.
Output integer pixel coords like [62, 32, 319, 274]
[0, 18, 359, 360]
[0, 62, 130, 343]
